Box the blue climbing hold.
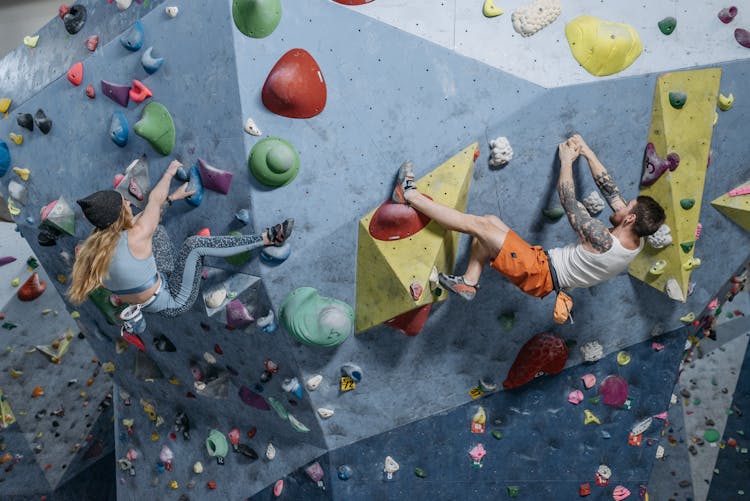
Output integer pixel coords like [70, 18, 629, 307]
[109, 111, 129, 147]
[141, 47, 164, 74]
[260, 241, 291, 265]
[337, 464, 353, 481]
[0, 141, 9, 177]
[174, 166, 189, 182]
[185, 162, 204, 207]
[234, 209, 251, 225]
[121, 20, 144, 51]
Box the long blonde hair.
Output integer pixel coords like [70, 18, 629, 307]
[67, 205, 133, 305]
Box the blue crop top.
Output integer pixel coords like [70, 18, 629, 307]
[102, 231, 158, 295]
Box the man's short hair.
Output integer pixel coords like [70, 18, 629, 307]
[631, 195, 666, 237]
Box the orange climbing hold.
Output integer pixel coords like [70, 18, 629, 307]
[67, 61, 83, 86]
[262, 48, 327, 119]
[32, 386, 44, 397]
[17, 272, 46, 301]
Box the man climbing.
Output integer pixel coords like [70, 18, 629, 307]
[392, 134, 666, 302]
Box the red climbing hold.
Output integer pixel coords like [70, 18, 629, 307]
[59, 4, 70, 19]
[67, 62, 83, 86]
[85, 84, 95, 99]
[214, 344, 223, 355]
[735, 28, 750, 48]
[128, 179, 144, 201]
[719, 6, 738, 24]
[85, 35, 99, 51]
[262, 48, 327, 119]
[503, 332, 568, 389]
[17, 272, 46, 301]
[369, 198, 432, 241]
[385, 304, 432, 336]
[228, 428, 240, 447]
[129, 79, 152, 103]
[247, 427, 257, 439]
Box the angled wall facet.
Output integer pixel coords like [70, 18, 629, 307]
[711, 180, 750, 232]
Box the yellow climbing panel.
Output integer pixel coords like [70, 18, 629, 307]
[0, 387, 16, 430]
[355, 143, 478, 333]
[628, 68, 721, 302]
[711, 180, 750, 232]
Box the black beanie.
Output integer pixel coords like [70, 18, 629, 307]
[76, 190, 122, 230]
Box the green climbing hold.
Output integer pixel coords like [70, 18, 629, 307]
[507, 486, 520, 498]
[693, 398, 701, 405]
[498, 312, 515, 331]
[133, 102, 175, 156]
[492, 430, 504, 440]
[680, 198, 695, 210]
[669, 91, 687, 109]
[542, 207, 565, 221]
[224, 231, 252, 266]
[414, 467, 427, 478]
[279, 287, 353, 348]
[232, 0, 281, 38]
[249, 137, 300, 188]
[704, 429, 720, 442]
[658, 16, 677, 35]
[588, 396, 601, 405]
[680, 241, 695, 253]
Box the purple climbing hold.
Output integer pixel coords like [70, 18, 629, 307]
[718, 6, 738, 24]
[120, 20, 145, 51]
[226, 299, 254, 328]
[0, 256, 16, 267]
[101, 80, 130, 107]
[598, 375, 629, 407]
[641, 143, 679, 187]
[238, 386, 271, 410]
[735, 28, 750, 48]
[197, 158, 233, 195]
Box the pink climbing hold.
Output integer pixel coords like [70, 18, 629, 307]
[718, 6, 738, 24]
[612, 485, 631, 500]
[568, 390, 584, 404]
[226, 299, 254, 328]
[59, 4, 70, 19]
[582, 373, 596, 389]
[228, 428, 240, 447]
[67, 62, 83, 86]
[262, 48, 327, 119]
[197, 158, 233, 195]
[273, 479, 284, 497]
[641, 143, 679, 187]
[113, 174, 125, 187]
[85, 35, 99, 51]
[735, 28, 750, 48]
[652, 342, 665, 351]
[128, 178, 144, 201]
[85, 84, 96, 99]
[129, 80, 152, 103]
[598, 375, 629, 407]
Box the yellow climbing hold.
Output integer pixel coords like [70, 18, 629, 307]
[648, 259, 666, 275]
[9, 133, 22, 145]
[616, 351, 631, 366]
[0, 98, 10, 113]
[565, 15, 642, 76]
[584, 409, 601, 425]
[9, 368, 23, 378]
[680, 312, 696, 323]
[23, 35, 40, 48]
[168, 377, 180, 385]
[71, 311, 80, 319]
[718, 93, 734, 111]
[11, 278, 19, 287]
[12, 167, 29, 180]
[713, 111, 719, 125]
[102, 362, 115, 373]
[169, 481, 179, 489]
[151, 433, 159, 442]
[483, 0, 504, 17]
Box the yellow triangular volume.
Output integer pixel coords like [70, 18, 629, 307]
[711, 180, 750, 232]
[355, 143, 479, 333]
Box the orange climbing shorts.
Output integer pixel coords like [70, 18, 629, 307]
[489, 230, 555, 298]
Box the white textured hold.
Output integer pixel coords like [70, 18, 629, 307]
[580, 341, 604, 362]
[203, 352, 216, 364]
[193, 461, 203, 474]
[306, 374, 323, 391]
[165, 6, 179, 17]
[631, 416, 653, 436]
[511, 0, 561, 37]
[647, 224, 673, 249]
[244, 117, 262, 136]
[115, 0, 132, 10]
[488, 136, 513, 166]
[665, 278, 685, 302]
[205, 287, 227, 308]
[266, 443, 276, 460]
[582, 191, 605, 215]
[655, 445, 665, 459]
[317, 407, 334, 419]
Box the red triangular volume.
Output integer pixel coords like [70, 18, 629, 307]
[262, 48, 326, 119]
[385, 304, 432, 336]
[17, 272, 47, 301]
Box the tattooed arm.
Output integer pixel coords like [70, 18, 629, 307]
[569, 134, 627, 211]
[558, 139, 614, 253]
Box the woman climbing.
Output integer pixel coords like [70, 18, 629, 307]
[67, 159, 293, 349]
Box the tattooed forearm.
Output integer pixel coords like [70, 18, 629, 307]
[593, 172, 627, 209]
[559, 180, 613, 253]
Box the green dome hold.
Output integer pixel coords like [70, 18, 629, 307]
[704, 428, 720, 443]
[248, 137, 300, 187]
[669, 91, 687, 109]
[134, 102, 175, 156]
[232, 0, 281, 38]
[658, 16, 677, 35]
[280, 287, 353, 348]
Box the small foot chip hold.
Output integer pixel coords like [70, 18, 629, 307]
[683, 257, 701, 271]
[9, 133, 22, 146]
[718, 92, 734, 111]
[23, 35, 40, 48]
[115, 0, 132, 10]
[658, 16, 676, 35]
[668, 91, 687, 109]
[306, 374, 323, 391]
[680, 312, 695, 323]
[85, 35, 98, 51]
[414, 467, 428, 478]
[244, 117, 262, 136]
[317, 407, 334, 419]
[85, 84, 95, 99]
[273, 479, 284, 497]
[305, 461, 325, 489]
[648, 259, 666, 275]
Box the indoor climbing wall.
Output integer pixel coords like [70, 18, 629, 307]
[1, 0, 750, 499]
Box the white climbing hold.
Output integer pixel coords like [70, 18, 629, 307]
[165, 6, 179, 17]
[488, 136, 513, 167]
[384, 456, 400, 479]
[582, 191, 605, 215]
[655, 445, 665, 459]
[203, 352, 217, 364]
[205, 287, 227, 308]
[664, 278, 685, 302]
[647, 223, 672, 249]
[511, 0, 561, 37]
[317, 407, 334, 419]
[631, 416, 652, 436]
[244, 117, 262, 136]
[266, 442, 276, 460]
[580, 341, 604, 362]
[306, 374, 323, 391]
[115, 0, 132, 10]
[193, 461, 203, 473]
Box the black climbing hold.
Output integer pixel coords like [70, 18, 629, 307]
[236, 444, 258, 460]
[34, 109, 52, 134]
[63, 4, 87, 35]
[38, 226, 60, 247]
[17, 113, 33, 131]
[153, 334, 176, 352]
[260, 370, 272, 383]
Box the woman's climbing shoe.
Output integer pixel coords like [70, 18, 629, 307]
[438, 273, 477, 301]
[119, 304, 146, 334]
[267, 218, 294, 246]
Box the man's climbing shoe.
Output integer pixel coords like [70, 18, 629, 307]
[267, 218, 294, 246]
[120, 326, 146, 351]
[438, 273, 477, 301]
[391, 160, 416, 204]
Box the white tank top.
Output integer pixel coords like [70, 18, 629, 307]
[547, 235, 643, 290]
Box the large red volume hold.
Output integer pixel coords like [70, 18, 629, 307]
[503, 332, 568, 389]
[385, 304, 432, 336]
[262, 49, 326, 119]
[18, 272, 47, 301]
